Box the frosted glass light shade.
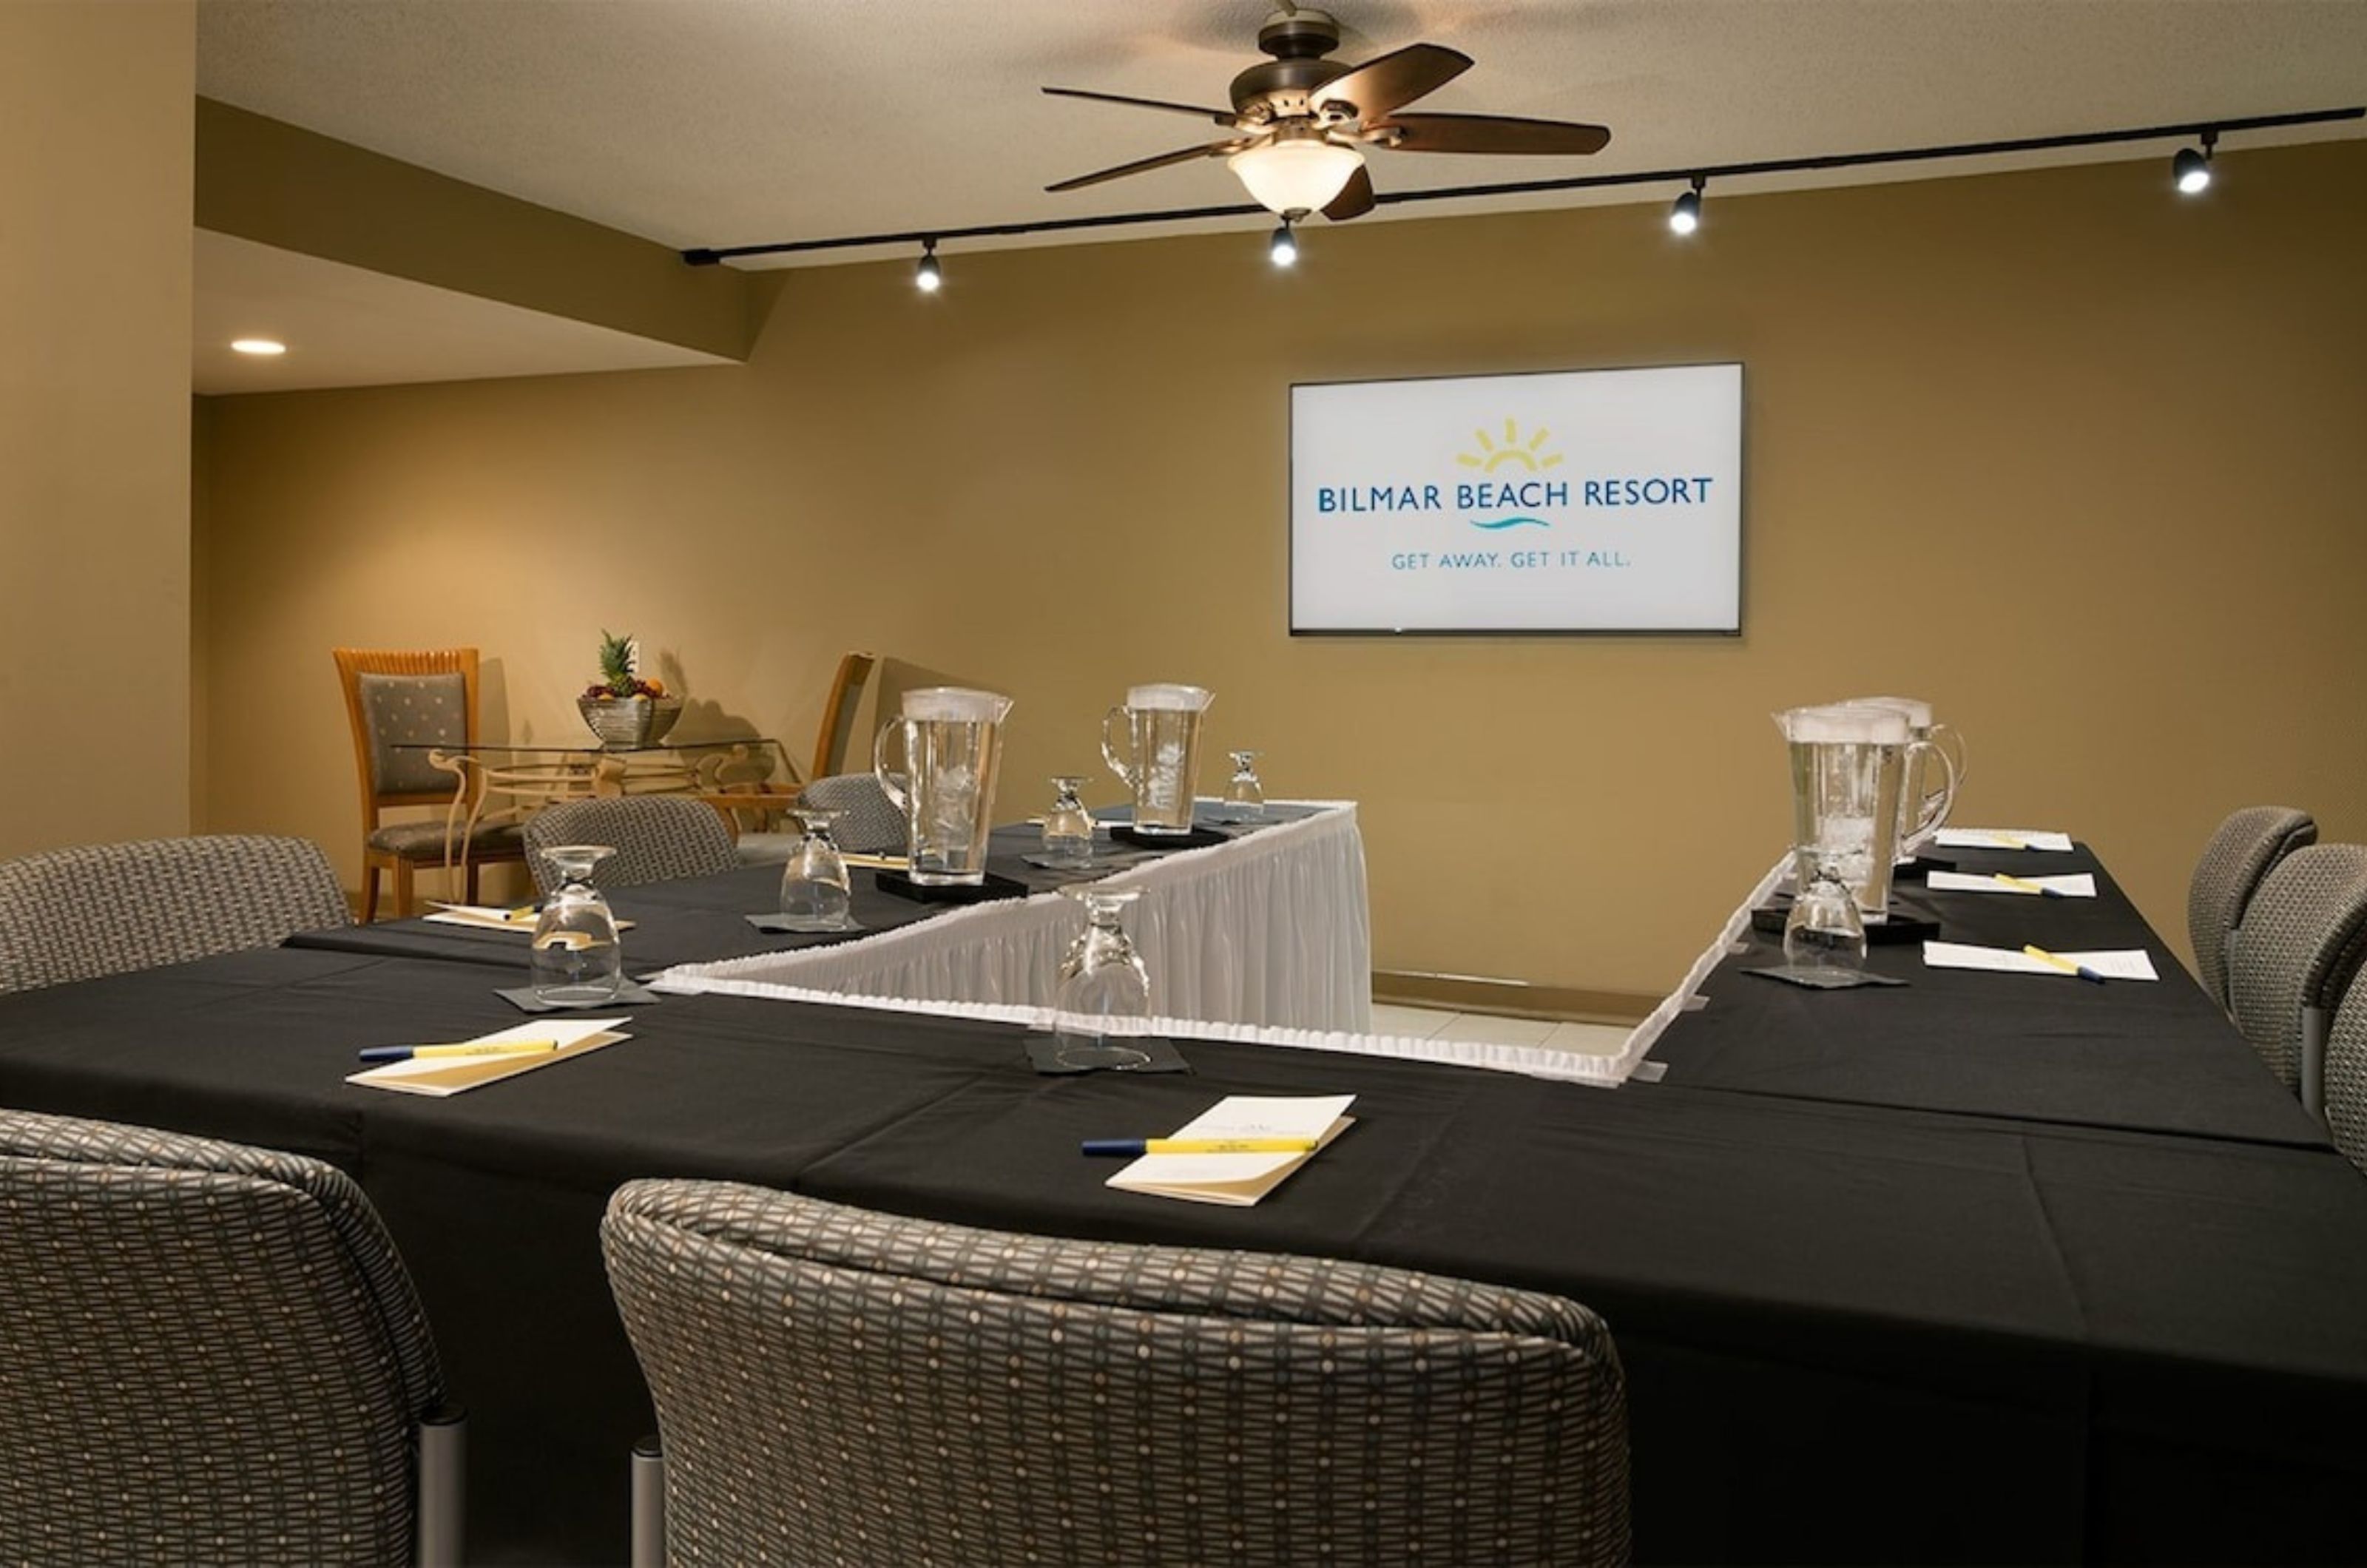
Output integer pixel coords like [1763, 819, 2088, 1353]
[1229, 138, 1364, 216]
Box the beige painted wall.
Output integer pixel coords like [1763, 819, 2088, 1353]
[197, 140, 2367, 996]
[1, 1, 195, 856]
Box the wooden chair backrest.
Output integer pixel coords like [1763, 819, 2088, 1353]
[331, 647, 482, 834]
[809, 651, 878, 783]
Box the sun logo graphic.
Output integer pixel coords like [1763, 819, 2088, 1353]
[1457, 418, 1565, 474]
[1453, 418, 1567, 530]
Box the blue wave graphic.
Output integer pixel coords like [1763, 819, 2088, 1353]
[1469, 515, 1549, 531]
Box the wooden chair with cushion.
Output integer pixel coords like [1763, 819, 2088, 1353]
[333, 647, 527, 920]
[706, 650, 880, 864]
[604, 1180, 1630, 1568]
[521, 796, 740, 896]
[0, 1107, 465, 1567]
[0, 834, 351, 996]
[807, 649, 877, 781]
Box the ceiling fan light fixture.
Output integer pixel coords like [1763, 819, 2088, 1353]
[1229, 135, 1365, 217]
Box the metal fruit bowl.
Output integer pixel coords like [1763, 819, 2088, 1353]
[577, 695, 683, 750]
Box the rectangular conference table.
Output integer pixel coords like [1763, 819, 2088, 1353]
[1646, 840, 2333, 1147]
[294, 802, 1373, 1032]
[4, 839, 2366, 1566]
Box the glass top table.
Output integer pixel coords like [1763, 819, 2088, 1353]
[394, 737, 792, 864]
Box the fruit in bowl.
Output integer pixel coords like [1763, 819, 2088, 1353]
[577, 630, 683, 748]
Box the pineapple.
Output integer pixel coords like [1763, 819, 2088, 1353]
[596, 629, 638, 697]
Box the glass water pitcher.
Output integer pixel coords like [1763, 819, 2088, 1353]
[1775, 703, 1910, 922]
[874, 687, 1014, 885]
[1851, 695, 1965, 863]
[1100, 683, 1215, 837]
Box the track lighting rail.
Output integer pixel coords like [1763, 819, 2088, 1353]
[681, 104, 2360, 266]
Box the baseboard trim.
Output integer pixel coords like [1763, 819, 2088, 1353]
[1374, 970, 1654, 1025]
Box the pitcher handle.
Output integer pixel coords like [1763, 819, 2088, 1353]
[1931, 722, 1969, 791]
[872, 718, 912, 817]
[1904, 738, 1959, 854]
[1099, 707, 1137, 791]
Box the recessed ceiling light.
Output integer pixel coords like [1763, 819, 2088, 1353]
[230, 338, 287, 356]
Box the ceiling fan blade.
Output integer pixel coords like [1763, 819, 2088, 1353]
[1322, 163, 1376, 221]
[1045, 140, 1246, 194]
[1042, 86, 1239, 129]
[1309, 44, 1473, 121]
[1376, 112, 1611, 156]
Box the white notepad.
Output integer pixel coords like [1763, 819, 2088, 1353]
[423, 904, 634, 938]
[1932, 828, 2076, 852]
[1922, 942, 2158, 981]
[346, 1018, 631, 1096]
[1107, 1095, 1356, 1207]
[1925, 871, 2098, 898]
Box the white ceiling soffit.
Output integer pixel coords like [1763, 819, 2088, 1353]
[197, 0, 2367, 267]
[193, 229, 734, 395]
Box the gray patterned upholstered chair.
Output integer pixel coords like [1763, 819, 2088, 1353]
[522, 795, 740, 895]
[603, 1180, 1630, 1568]
[0, 1109, 464, 1567]
[2324, 964, 2367, 1177]
[0, 834, 351, 996]
[796, 771, 906, 854]
[2188, 805, 2317, 1009]
[334, 646, 529, 921]
[2228, 843, 2367, 1118]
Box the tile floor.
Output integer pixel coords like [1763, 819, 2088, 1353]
[1368, 1003, 1633, 1057]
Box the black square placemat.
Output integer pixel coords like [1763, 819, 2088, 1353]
[1111, 824, 1230, 851]
[874, 868, 1032, 905]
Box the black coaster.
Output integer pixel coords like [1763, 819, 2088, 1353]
[1111, 824, 1230, 851]
[1741, 966, 1911, 991]
[1024, 1035, 1192, 1075]
[875, 868, 1031, 905]
[1891, 856, 1959, 882]
[1750, 900, 1941, 944]
[494, 979, 661, 1013]
[744, 913, 865, 935]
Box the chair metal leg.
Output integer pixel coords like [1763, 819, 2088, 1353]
[416, 1405, 467, 1568]
[631, 1435, 666, 1568]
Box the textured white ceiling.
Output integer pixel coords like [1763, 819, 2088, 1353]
[197, 0, 2367, 264]
[194, 230, 731, 394]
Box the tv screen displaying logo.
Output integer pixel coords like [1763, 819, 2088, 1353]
[1291, 363, 1743, 635]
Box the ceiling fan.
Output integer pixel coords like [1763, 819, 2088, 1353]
[1041, 6, 1610, 223]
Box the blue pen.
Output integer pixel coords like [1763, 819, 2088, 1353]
[358, 1039, 560, 1064]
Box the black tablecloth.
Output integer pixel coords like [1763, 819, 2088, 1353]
[286, 808, 1314, 974]
[4, 947, 2364, 1565]
[1644, 842, 2330, 1149]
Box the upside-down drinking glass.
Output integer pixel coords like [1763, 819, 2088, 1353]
[1224, 750, 1266, 820]
[1041, 777, 1095, 869]
[1053, 886, 1153, 1069]
[777, 809, 857, 932]
[529, 845, 623, 1006]
[1783, 851, 1869, 975]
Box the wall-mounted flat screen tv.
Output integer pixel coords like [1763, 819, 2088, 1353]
[1291, 362, 1743, 635]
